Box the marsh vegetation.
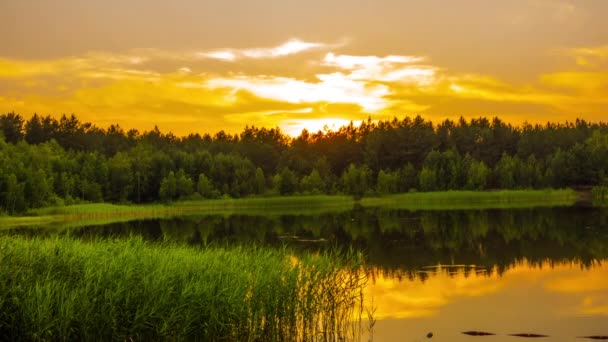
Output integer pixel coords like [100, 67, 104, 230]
[0, 236, 366, 341]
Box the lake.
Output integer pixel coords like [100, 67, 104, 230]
[5, 204, 608, 341]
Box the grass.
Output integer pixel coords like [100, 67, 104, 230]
[0, 190, 579, 230]
[361, 189, 578, 210]
[0, 196, 354, 229]
[0, 235, 366, 341]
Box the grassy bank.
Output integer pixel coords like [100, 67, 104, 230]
[0, 195, 354, 229]
[0, 236, 365, 341]
[0, 190, 579, 230]
[361, 189, 578, 210]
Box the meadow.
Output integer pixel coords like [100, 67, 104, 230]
[0, 235, 366, 341]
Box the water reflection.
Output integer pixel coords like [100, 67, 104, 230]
[8, 206, 608, 273]
[366, 261, 608, 341]
[6, 206, 608, 341]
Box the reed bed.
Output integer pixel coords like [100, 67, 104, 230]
[0, 236, 366, 341]
[361, 189, 577, 209]
[0, 190, 578, 230]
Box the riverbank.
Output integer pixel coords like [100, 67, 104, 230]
[0, 235, 365, 340]
[0, 195, 354, 229]
[361, 189, 578, 210]
[0, 189, 578, 229]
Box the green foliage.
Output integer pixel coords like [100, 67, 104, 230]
[494, 153, 517, 189]
[466, 160, 490, 190]
[254, 167, 266, 195]
[2, 173, 26, 213]
[362, 189, 577, 210]
[0, 236, 365, 341]
[24, 169, 52, 208]
[0, 112, 607, 213]
[300, 169, 324, 194]
[197, 173, 219, 199]
[398, 163, 418, 191]
[175, 169, 194, 198]
[108, 152, 133, 202]
[341, 163, 371, 198]
[376, 170, 399, 194]
[419, 167, 438, 191]
[159, 171, 177, 202]
[278, 168, 298, 195]
[0, 112, 24, 143]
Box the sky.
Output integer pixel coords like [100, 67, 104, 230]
[1, 0, 607, 136]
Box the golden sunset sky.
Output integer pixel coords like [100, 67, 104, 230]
[1, 0, 607, 136]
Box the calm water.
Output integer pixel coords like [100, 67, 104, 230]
[7, 205, 608, 341]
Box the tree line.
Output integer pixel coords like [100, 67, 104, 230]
[1, 112, 607, 213]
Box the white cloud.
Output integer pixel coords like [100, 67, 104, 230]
[206, 73, 390, 112]
[243, 39, 325, 58]
[323, 53, 424, 70]
[322, 52, 436, 84]
[198, 51, 237, 62]
[199, 39, 327, 62]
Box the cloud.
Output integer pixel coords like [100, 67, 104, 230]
[322, 53, 435, 84]
[200, 39, 328, 62]
[540, 72, 608, 93]
[559, 45, 608, 67]
[206, 73, 390, 112]
[1, 42, 608, 136]
[198, 51, 237, 62]
[322, 53, 424, 70]
[243, 39, 325, 58]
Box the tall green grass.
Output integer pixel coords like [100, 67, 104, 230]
[0, 190, 580, 230]
[0, 196, 354, 229]
[0, 236, 366, 341]
[361, 189, 577, 210]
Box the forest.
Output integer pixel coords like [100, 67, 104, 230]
[1, 112, 607, 213]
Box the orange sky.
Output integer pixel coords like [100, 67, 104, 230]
[1, 0, 607, 136]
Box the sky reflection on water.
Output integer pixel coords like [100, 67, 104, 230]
[365, 260, 608, 342]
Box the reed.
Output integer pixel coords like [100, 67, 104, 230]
[0, 236, 366, 341]
[361, 189, 577, 209]
[0, 190, 579, 230]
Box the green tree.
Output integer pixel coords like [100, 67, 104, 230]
[278, 168, 298, 195]
[300, 169, 324, 194]
[197, 173, 219, 199]
[175, 169, 194, 198]
[0, 112, 24, 143]
[108, 152, 133, 202]
[25, 169, 53, 208]
[494, 153, 516, 189]
[159, 171, 177, 202]
[3, 173, 26, 213]
[341, 163, 371, 198]
[419, 167, 438, 191]
[398, 163, 418, 191]
[376, 170, 399, 194]
[254, 167, 266, 195]
[466, 160, 489, 190]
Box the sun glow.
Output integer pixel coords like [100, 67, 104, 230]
[1, 37, 608, 135]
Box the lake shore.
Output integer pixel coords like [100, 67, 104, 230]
[0, 235, 364, 340]
[0, 189, 578, 229]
